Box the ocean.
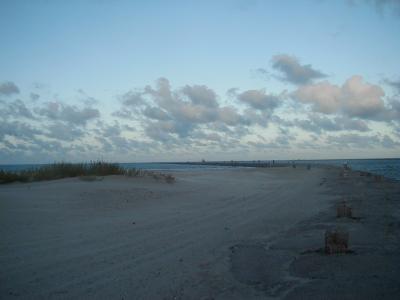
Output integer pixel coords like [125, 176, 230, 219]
[1, 159, 399, 181]
[298, 159, 400, 181]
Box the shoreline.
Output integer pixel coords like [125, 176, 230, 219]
[1, 166, 399, 299]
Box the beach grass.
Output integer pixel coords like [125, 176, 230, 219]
[0, 161, 175, 184]
[0, 161, 125, 184]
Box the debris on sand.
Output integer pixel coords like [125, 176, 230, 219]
[337, 200, 352, 218]
[325, 229, 350, 254]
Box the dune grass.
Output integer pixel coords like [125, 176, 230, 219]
[0, 161, 176, 184]
[0, 162, 125, 184]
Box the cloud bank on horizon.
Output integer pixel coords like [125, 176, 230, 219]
[0, 0, 399, 163]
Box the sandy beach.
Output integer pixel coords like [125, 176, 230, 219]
[1, 166, 399, 299]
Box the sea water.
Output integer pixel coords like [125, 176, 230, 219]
[303, 159, 400, 181]
[1, 159, 399, 181]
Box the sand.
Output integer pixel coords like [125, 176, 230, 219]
[1, 166, 399, 299]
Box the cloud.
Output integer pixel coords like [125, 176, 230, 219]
[115, 78, 254, 142]
[144, 120, 188, 142]
[106, 136, 141, 152]
[143, 106, 170, 121]
[326, 133, 398, 148]
[1, 77, 398, 163]
[226, 87, 239, 98]
[364, 0, 400, 16]
[237, 89, 281, 111]
[77, 89, 100, 106]
[112, 108, 134, 119]
[384, 78, 400, 94]
[0, 81, 20, 96]
[255, 68, 269, 75]
[46, 122, 85, 141]
[292, 114, 370, 133]
[30, 93, 40, 101]
[120, 90, 145, 107]
[173, 102, 218, 124]
[101, 122, 122, 137]
[0, 120, 42, 142]
[91, 121, 150, 153]
[380, 97, 400, 123]
[327, 133, 377, 148]
[271, 54, 327, 85]
[218, 106, 250, 126]
[247, 134, 293, 150]
[113, 87, 155, 119]
[293, 75, 386, 119]
[380, 0, 400, 14]
[181, 85, 219, 107]
[0, 99, 35, 119]
[36, 102, 100, 125]
[93, 121, 148, 153]
[381, 134, 399, 148]
[335, 116, 370, 131]
[251, 68, 270, 80]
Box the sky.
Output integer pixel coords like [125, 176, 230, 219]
[0, 0, 400, 163]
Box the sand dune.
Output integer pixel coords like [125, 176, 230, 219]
[1, 167, 399, 299]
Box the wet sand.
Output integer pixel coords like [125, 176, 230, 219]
[1, 166, 399, 299]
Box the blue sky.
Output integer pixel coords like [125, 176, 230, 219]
[1, 0, 400, 163]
